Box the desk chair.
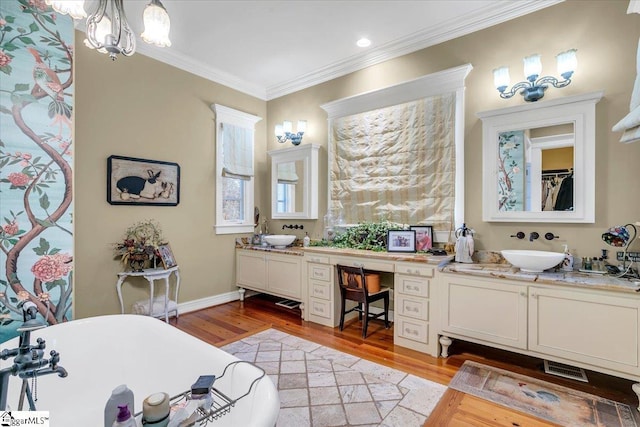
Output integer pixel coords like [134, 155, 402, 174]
[337, 265, 390, 338]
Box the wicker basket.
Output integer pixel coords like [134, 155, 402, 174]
[342, 272, 381, 293]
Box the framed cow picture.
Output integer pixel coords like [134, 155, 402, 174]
[107, 155, 180, 206]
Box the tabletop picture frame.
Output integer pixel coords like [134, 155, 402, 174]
[387, 230, 416, 253]
[107, 155, 180, 206]
[410, 225, 433, 252]
[158, 244, 177, 269]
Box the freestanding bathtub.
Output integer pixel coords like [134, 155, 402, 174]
[0, 314, 279, 426]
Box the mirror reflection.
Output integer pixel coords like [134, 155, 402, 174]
[498, 123, 574, 213]
[276, 160, 305, 214]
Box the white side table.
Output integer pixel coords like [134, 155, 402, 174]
[116, 266, 180, 323]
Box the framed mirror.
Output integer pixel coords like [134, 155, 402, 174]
[478, 91, 603, 223]
[268, 144, 320, 219]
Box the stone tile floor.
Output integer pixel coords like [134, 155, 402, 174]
[221, 329, 446, 427]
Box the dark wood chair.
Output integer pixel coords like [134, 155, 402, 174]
[337, 264, 390, 338]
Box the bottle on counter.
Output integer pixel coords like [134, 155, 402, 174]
[561, 245, 574, 272]
[105, 384, 134, 427]
[113, 404, 137, 427]
[303, 232, 310, 247]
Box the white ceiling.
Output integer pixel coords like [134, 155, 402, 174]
[83, 0, 562, 100]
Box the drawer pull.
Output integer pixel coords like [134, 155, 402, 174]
[520, 292, 527, 297]
[405, 328, 417, 336]
[353, 262, 364, 267]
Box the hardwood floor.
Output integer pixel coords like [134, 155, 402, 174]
[173, 293, 638, 426]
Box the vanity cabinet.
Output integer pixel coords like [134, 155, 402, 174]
[394, 262, 437, 354]
[529, 286, 640, 377]
[305, 253, 336, 326]
[439, 272, 640, 382]
[236, 249, 303, 301]
[441, 275, 528, 350]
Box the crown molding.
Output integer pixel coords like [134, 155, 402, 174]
[266, 0, 563, 100]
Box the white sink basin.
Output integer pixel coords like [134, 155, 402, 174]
[501, 250, 565, 273]
[264, 234, 296, 248]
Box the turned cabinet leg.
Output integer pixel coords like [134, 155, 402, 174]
[439, 336, 453, 358]
[299, 302, 305, 319]
[632, 383, 640, 412]
[238, 288, 246, 302]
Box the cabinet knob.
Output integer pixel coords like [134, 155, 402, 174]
[353, 262, 364, 267]
[520, 292, 527, 297]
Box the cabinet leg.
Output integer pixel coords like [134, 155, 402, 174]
[632, 383, 640, 412]
[238, 288, 246, 302]
[439, 336, 453, 358]
[299, 302, 305, 320]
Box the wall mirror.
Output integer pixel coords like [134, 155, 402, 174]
[478, 91, 603, 223]
[268, 144, 320, 219]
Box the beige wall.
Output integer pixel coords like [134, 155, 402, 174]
[74, 39, 267, 318]
[268, 0, 640, 257]
[75, 0, 640, 319]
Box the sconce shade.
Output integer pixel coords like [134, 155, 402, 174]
[45, 0, 87, 19]
[523, 54, 542, 81]
[556, 49, 577, 79]
[275, 124, 284, 138]
[297, 120, 307, 133]
[141, 0, 171, 47]
[283, 120, 293, 133]
[494, 49, 577, 102]
[493, 67, 510, 91]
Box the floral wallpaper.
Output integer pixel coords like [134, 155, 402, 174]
[497, 130, 525, 211]
[0, 0, 74, 342]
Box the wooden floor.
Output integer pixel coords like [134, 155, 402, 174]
[173, 294, 638, 426]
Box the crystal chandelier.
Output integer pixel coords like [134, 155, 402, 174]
[45, 0, 171, 61]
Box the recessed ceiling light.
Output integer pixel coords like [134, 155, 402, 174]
[356, 38, 371, 48]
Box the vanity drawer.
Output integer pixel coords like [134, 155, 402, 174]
[396, 294, 429, 321]
[395, 262, 434, 277]
[310, 280, 331, 301]
[308, 264, 332, 282]
[309, 298, 331, 319]
[395, 275, 429, 298]
[395, 316, 428, 344]
[306, 254, 330, 264]
[331, 256, 395, 273]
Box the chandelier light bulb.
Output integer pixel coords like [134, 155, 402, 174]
[141, 0, 172, 47]
[45, 0, 87, 19]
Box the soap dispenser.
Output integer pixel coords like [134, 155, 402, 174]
[561, 244, 574, 272]
[113, 404, 138, 427]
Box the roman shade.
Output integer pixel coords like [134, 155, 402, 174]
[277, 162, 298, 184]
[221, 123, 253, 180]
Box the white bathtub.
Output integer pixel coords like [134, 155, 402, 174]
[0, 314, 279, 426]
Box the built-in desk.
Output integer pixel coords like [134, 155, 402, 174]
[302, 246, 450, 355]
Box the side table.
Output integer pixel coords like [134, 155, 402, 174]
[116, 266, 180, 322]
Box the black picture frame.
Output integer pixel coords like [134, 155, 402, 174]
[386, 230, 416, 253]
[107, 155, 180, 206]
[410, 225, 433, 252]
[158, 244, 177, 269]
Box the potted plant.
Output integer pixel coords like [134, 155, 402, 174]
[114, 220, 166, 271]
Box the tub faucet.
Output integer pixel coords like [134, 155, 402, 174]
[0, 301, 67, 411]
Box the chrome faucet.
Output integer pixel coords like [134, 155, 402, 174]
[0, 301, 67, 411]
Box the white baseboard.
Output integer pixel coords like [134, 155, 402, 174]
[177, 290, 241, 314]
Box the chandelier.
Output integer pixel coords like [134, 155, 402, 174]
[45, 0, 171, 60]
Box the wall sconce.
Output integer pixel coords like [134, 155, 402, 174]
[45, 0, 171, 61]
[493, 49, 577, 102]
[275, 120, 306, 146]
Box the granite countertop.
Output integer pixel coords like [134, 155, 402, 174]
[301, 246, 453, 266]
[235, 238, 305, 256]
[441, 261, 640, 293]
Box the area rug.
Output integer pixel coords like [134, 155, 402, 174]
[221, 329, 446, 426]
[449, 360, 638, 427]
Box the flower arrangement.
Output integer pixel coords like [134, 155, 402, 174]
[114, 219, 166, 266]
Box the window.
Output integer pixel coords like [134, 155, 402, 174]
[320, 65, 472, 242]
[276, 183, 295, 213]
[212, 104, 262, 234]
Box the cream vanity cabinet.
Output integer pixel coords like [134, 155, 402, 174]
[440, 274, 528, 352]
[439, 272, 640, 382]
[394, 262, 437, 355]
[305, 253, 335, 326]
[236, 249, 303, 302]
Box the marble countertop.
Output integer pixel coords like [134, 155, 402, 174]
[441, 261, 640, 293]
[301, 245, 453, 266]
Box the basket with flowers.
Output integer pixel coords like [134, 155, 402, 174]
[114, 219, 166, 271]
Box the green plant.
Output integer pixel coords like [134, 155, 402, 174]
[331, 221, 405, 252]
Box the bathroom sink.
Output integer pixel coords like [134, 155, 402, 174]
[501, 250, 565, 273]
[264, 234, 296, 248]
